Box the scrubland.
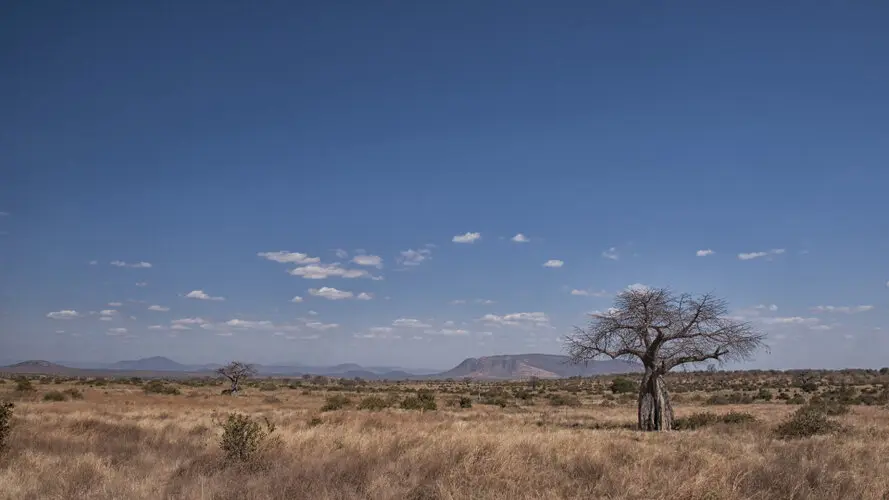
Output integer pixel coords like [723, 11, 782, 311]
[1, 371, 889, 499]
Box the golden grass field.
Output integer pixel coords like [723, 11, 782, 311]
[2, 379, 889, 500]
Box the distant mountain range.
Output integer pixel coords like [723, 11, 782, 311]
[0, 354, 640, 380]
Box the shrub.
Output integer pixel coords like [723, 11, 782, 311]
[610, 377, 636, 394]
[258, 382, 278, 392]
[217, 413, 275, 462]
[357, 396, 390, 411]
[14, 378, 35, 393]
[673, 411, 755, 430]
[401, 390, 436, 411]
[63, 388, 84, 400]
[0, 401, 12, 452]
[807, 398, 850, 416]
[547, 394, 581, 407]
[458, 396, 473, 408]
[42, 391, 67, 402]
[143, 380, 181, 395]
[775, 406, 841, 439]
[787, 394, 806, 405]
[320, 394, 351, 412]
[757, 388, 773, 401]
[262, 395, 282, 404]
[307, 416, 323, 427]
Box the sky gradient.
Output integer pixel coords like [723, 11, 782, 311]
[2, 2, 888, 370]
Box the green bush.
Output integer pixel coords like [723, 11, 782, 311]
[0, 401, 13, 452]
[787, 394, 806, 405]
[217, 413, 275, 462]
[143, 380, 181, 395]
[547, 394, 581, 407]
[320, 394, 351, 412]
[63, 388, 84, 400]
[258, 382, 278, 392]
[458, 396, 473, 408]
[357, 396, 390, 411]
[775, 406, 841, 439]
[610, 377, 636, 394]
[401, 390, 436, 411]
[674, 411, 756, 430]
[14, 378, 35, 393]
[757, 388, 773, 401]
[42, 391, 67, 402]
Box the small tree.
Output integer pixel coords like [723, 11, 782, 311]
[565, 287, 766, 431]
[216, 361, 256, 395]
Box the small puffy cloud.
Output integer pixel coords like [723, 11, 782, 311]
[354, 332, 401, 340]
[571, 289, 609, 297]
[257, 251, 320, 264]
[89, 260, 98, 265]
[47, 310, 80, 320]
[696, 249, 715, 257]
[356, 292, 373, 300]
[100, 309, 117, 316]
[761, 316, 820, 325]
[135, 282, 148, 287]
[511, 233, 530, 243]
[425, 328, 470, 336]
[543, 259, 564, 268]
[110, 260, 152, 268]
[305, 321, 338, 331]
[291, 296, 304, 303]
[172, 317, 208, 326]
[397, 248, 432, 266]
[107, 327, 128, 335]
[334, 249, 349, 259]
[626, 283, 650, 293]
[225, 319, 273, 329]
[170, 324, 191, 331]
[309, 287, 354, 300]
[480, 312, 550, 328]
[148, 305, 170, 312]
[738, 249, 785, 260]
[352, 255, 383, 268]
[370, 327, 394, 334]
[290, 264, 369, 279]
[392, 318, 432, 328]
[755, 304, 779, 312]
[147, 325, 166, 330]
[812, 305, 874, 314]
[107, 302, 122, 307]
[602, 247, 619, 260]
[185, 290, 225, 301]
[475, 298, 495, 305]
[452, 232, 481, 244]
[450, 299, 467, 305]
[307, 310, 318, 316]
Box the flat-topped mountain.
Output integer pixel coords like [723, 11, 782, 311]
[111, 356, 190, 372]
[436, 353, 641, 380]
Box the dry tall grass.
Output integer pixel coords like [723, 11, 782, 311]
[2, 383, 889, 499]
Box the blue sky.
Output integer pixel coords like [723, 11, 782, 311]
[1, 2, 887, 370]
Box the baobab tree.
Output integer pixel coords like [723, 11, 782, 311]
[216, 361, 256, 395]
[564, 287, 766, 431]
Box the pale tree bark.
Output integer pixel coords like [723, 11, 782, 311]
[638, 368, 673, 431]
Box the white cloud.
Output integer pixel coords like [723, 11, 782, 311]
[450, 299, 467, 305]
[107, 327, 128, 335]
[110, 260, 152, 268]
[480, 312, 550, 328]
[89, 260, 98, 265]
[571, 289, 609, 297]
[334, 249, 349, 259]
[812, 305, 874, 314]
[307, 310, 318, 316]
[291, 296, 304, 303]
[352, 255, 383, 268]
[172, 317, 208, 326]
[170, 324, 191, 331]
[305, 321, 338, 331]
[754, 304, 779, 312]
[99, 317, 112, 321]
[809, 324, 833, 331]
[309, 287, 354, 300]
[425, 328, 470, 336]
[696, 249, 715, 257]
[107, 302, 122, 307]
[135, 282, 148, 287]
[185, 290, 225, 301]
[148, 305, 170, 312]
[289, 264, 369, 279]
[100, 309, 117, 317]
[354, 332, 401, 340]
[602, 247, 620, 260]
[257, 251, 320, 264]
[147, 325, 166, 330]
[46, 310, 80, 320]
[475, 298, 495, 305]
[452, 232, 481, 244]
[626, 283, 650, 293]
[225, 319, 273, 329]
[356, 292, 373, 300]
[543, 259, 564, 268]
[738, 249, 785, 260]
[511, 233, 530, 243]
[370, 326, 394, 334]
[392, 318, 431, 328]
[397, 248, 432, 266]
[761, 316, 820, 325]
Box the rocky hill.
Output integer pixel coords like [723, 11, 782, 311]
[435, 354, 640, 379]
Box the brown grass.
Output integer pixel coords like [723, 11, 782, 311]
[2, 382, 889, 499]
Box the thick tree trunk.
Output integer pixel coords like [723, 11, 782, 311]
[637, 369, 673, 431]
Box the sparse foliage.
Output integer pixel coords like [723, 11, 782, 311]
[0, 401, 13, 452]
[216, 361, 257, 395]
[774, 405, 842, 439]
[216, 413, 276, 462]
[144, 380, 181, 395]
[43, 390, 67, 402]
[321, 394, 351, 411]
[565, 287, 767, 431]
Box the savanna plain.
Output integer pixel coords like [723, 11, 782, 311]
[2, 370, 889, 500]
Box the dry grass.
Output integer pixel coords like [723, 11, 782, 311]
[2, 382, 889, 499]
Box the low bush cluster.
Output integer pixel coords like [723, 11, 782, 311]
[674, 411, 756, 430]
[217, 413, 276, 463]
[774, 404, 844, 439]
[143, 380, 181, 395]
